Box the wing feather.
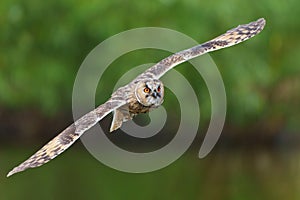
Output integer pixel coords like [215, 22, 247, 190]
[7, 98, 126, 177]
[144, 18, 266, 79]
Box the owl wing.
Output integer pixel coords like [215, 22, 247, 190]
[7, 97, 126, 177]
[143, 18, 266, 79]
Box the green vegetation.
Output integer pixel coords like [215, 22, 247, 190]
[1, 0, 299, 133]
[1, 0, 299, 199]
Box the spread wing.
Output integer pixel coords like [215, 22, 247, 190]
[143, 18, 266, 79]
[7, 98, 126, 177]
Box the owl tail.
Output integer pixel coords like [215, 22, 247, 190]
[110, 107, 132, 132]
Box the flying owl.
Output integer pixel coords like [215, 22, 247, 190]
[7, 18, 266, 177]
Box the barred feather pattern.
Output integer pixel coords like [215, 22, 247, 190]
[7, 18, 265, 177]
[7, 98, 126, 177]
[143, 18, 266, 79]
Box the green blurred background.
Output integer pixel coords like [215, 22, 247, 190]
[1, 0, 300, 199]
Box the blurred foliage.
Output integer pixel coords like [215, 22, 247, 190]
[1, 1, 300, 200]
[0, 0, 299, 133]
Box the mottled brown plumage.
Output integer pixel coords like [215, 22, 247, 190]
[7, 18, 266, 177]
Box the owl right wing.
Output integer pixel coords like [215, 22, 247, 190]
[7, 97, 126, 177]
[142, 18, 266, 79]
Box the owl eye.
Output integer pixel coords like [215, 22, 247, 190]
[157, 86, 161, 92]
[143, 87, 150, 93]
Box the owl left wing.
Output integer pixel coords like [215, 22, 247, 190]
[7, 98, 126, 177]
[143, 18, 266, 79]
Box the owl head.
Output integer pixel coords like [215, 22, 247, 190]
[135, 79, 164, 107]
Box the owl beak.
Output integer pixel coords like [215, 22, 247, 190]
[152, 92, 160, 98]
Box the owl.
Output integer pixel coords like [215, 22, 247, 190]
[7, 18, 266, 177]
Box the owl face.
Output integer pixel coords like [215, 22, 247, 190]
[135, 79, 164, 107]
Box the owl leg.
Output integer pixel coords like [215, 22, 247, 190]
[109, 106, 131, 132]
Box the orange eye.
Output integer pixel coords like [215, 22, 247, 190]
[143, 88, 150, 93]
